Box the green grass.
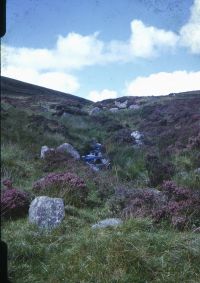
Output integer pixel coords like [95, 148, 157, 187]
[172, 151, 200, 190]
[2, 217, 200, 283]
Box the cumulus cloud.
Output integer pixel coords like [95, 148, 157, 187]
[88, 89, 118, 102]
[130, 20, 178, 58]
[2, 32, 105, 72]
[126, 71, 200, 96]
[2, 65, 80, 93]
[180, 0, 200, 54]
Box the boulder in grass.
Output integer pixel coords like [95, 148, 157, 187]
[29, 196, 65, 229]
[1, 181, 30, 219]
[40, 145, 55, 159]
[56, 143, 80, 160]
[131, 131, 143, 145]
[91, 218, 123, 229]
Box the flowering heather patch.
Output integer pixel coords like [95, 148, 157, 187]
[162, 180, 190, 201]
[109, 181, 200, 229]
[33, 172, 88, 206]
[153, 181, 200, 228]
[1, 186, 30, 219]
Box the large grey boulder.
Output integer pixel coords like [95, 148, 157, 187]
[91, 218, 123, 229]
[56, 143, 80, 160]
[29, 196, 65, 229]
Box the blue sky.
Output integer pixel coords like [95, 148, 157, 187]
[2, 0, 200, 101]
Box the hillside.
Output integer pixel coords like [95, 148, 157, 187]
[1, 77, 200, 283]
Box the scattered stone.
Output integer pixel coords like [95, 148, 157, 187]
[91, 218, 123, 229]
[131, 131, 143, 145]
[114, 100, 128, 109]
[41, 143, 80, 160]
[129, 104, 140, 110]
[57, 143, 80, 160]
[89, 107, 101, 116]
[40, 146, 54, 158]
[29, 196, 65, 229]
[109, 108, 119, 113]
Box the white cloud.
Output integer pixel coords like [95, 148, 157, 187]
[2, 66, 80, 93]
[88, 89, 118, 102]
[126, 71, 200, 96]
[2, 32, 105, 72]
[2, 0, 200, 95]
[180, 0, 200, 54]
[1, 19, 181, 80]
[130, 20, 178, 58]
[36, 72, 80, 93]
[55, 32, 106, 69]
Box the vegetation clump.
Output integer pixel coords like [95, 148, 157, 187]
[109, 180, 200, 230]
[33, 172, 88, 206]
[153, 180, 200, 228]
[1, 179, 31, 219]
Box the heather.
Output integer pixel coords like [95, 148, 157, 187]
[1, 180, 31, 219]
[1, 85, 200, 282]
[33, 172, 88, 206]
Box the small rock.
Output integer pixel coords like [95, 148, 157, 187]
[131, 131, 143, 145]
[129, 104, 140, 110]
[40, 146, 54, 159]
[57, 143, 80, 160]
[114, 100, 128, 109]
[29, 196, 65, 229]
[89, 107, 101, 116]
[91, 218, 123, 229]
[109, 108, 119, 113]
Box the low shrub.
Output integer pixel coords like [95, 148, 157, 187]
[33, 172, 88, 207]
[1, 179, 31, 219]
[108, 181, 200, 229]
[153, 181, 200, 228]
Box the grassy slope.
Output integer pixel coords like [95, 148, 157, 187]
[1, 78, 200, 282]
